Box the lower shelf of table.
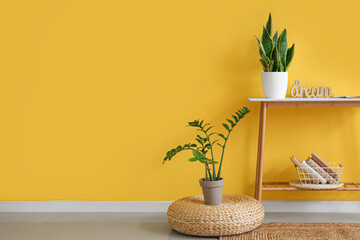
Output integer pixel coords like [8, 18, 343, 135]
[262, 181, 360, 191]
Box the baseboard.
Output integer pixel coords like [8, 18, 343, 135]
[262, 201, 360, 213]
[0, 200, 359, 213]
[0, 201, 172, 212]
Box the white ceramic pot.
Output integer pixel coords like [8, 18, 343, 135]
[261, 72, 288, 99]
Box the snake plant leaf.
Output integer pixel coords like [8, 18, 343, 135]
[261, 53, 270, 66]
[285, 44, 295, 70]
[265, 13, 273, 36]
[279, 60, 284, 72]
[272, 45, 280, 71]
[273, 31, 278, 47]
[261, 26, 273, 58]
[259, 59, 267, 71]
[255, 36, 265, 57]
[268, 60, 274, 72]
[277, 29, 288, 64]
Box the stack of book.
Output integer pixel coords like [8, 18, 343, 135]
[291, 152, 343, 184]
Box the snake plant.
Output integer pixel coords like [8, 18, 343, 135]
[163, 107, 250, 181]
[255, 13, 295, 72]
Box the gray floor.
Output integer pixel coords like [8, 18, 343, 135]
[0, 212, 359, 240]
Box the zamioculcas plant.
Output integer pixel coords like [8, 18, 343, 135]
[255, 13, 295, 72]
[163, 107, 250, 181]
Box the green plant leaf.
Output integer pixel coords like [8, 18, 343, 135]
[268, 60, 274, 72]
[260, 59, 267, 71]
[265, 13, 273, 36]
[261, 26, 273, 58]
[192, 149, 203, 159]
[203, 123, 210, 128]
[226, 119, 235, 127]
[261, 52, 270, 64]
[188, 158, 197, 162]
[232, 115, 237, 122]
[218, 133, 226, 140]
[199, 158, 218, 164]
[163, 142, 200, 164]
[285, 44, 295, 70]
[205, 126, 214, 133]
[222, 123, 230, 131]
[198, 159, 207, 164]
[273, 31, 278, 47]
[277, 29, 287, 66]
[279, 60, 284, 72]
[272, 46, 280, 72]
[187, 121, 196, 127]
[255, 36, 265, 57]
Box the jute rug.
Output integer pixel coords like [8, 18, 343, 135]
[220, 223, 360, 240]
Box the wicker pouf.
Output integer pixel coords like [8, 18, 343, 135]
[167, 194, 264, 236]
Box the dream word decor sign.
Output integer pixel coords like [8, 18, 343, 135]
[290, 79, 334, 98]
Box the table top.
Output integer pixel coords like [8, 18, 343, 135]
[249, 97, 360, 102]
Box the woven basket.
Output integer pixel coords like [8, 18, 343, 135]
[296, 163, 343, 184]
[167, 195, 264, 236]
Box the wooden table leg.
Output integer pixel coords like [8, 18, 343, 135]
[255, 102, 267, 202]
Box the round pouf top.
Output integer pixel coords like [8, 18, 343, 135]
[167, 195, 264, 237]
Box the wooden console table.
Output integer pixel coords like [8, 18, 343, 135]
[249, 98, 360, 202]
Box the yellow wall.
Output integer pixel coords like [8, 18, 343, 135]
[0, 0, 360, 201]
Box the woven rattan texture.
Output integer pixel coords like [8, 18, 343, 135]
[167, 195, 264, 236]
[220, 222, 360, 240]
[289, 179, 344, 190]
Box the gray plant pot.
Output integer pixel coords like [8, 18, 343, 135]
[199, 178, 224, 205]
